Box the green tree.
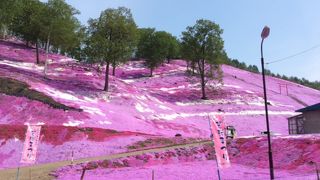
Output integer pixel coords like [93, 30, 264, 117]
[10, 0, 45, 64]
[136, 28, 155, 58]
[248, 65, 259, 73]
[86, 7, 137, 91]
[9, 0, 80, 64]
[163, 32, 180, 63]
[181, 19, 224, 99]
[41, 0, 80, 56]
[0, 0, 19, 39]
[181, 34, 197, 74]
[65, 25, 87, 60]
[136, 29, 169, 76]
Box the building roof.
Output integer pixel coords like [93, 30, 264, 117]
[296, 103, 320, 112]
[287, 114, 303, 120]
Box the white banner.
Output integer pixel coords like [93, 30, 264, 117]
[21, 125, 41, 164]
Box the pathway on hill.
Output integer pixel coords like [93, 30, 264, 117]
[289, 95, 309, 106]
[0, 140, 212, 180]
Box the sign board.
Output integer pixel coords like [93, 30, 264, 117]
[21, 125, 41, 164]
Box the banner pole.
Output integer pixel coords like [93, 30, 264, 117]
[16, 126, 27, 180]
[207, 115, 222, 180]
[15, 167, 20, 180]
[152, 169, 154, 180]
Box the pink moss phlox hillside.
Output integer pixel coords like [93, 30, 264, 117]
[54, 135, 320, 179]
[229, 135, 320, 173]
[53, 144, 216, 178]
[1, 39, 320, 171]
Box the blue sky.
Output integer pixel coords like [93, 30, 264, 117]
[64, 0, 320, 81]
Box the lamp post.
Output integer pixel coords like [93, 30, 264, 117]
[260, 26, 275, 180]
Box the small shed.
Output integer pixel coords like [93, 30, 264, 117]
[288, 103, 320, 134]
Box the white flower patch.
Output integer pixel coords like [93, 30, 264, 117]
[98, 120, 112, 125]
[83, 96, 98, 103]
[224, 84, 241, 89]
[167, 66, 187, 72]
[226, 110, 298, 116]
[122, 66, 145, 71]
[122, 79, 135, 83]
[135, 103, 154, 113]
[14, 137, 19, 142]
[153, 111, 299, 121]
[247, 97, 272, 106]
[246, 101, 265, 106]
[245, 90, 255, 94]
[43, 87, 82, 102]
[277, 134, 320, 139]
[176, 99, 227, 106]
[187, 83, 201, 89]
[159, 85, 186, 92]
[159, 105, 172, 110]
[114, 93, 131, 98]
[84, 72, 94, 76]
[49, 73, 60, 76]
[55, 68, 64, 72]
[63, 120, 84, 127]
[0, 60, 44, 72]
[147, 95, 165, 105]
[81, 106, 106, 116]
[136, 95, 147, 101]
[57, 58, 75, 63]
[99, 93, 110, 102]
[24, 122, 45, 126]
[175, 96, 280, 107]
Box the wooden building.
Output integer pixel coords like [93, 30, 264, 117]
[288, 103, 320, 134]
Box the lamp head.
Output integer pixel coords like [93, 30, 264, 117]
[261, 26, 270, 39]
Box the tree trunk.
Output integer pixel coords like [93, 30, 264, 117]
[199, 59, 207, 100]
[36, 41, 40, 64]
[192, 64, 195, 75]
[104, 62, 110, 91]
[112, 64, 116, 76]
[150, 68, 153, 77]
[0, 24, 7, 39]
[200, 72, 206, 99]
[46, 32, 51, 56]
[186, 61, 189, 71]
[26, 41, 30, 47]
[167, 58, 170, 64]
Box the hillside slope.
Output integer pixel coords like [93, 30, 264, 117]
[0, 40, 319, 168]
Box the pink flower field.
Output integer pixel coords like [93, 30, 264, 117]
[0, 39, 319, 179]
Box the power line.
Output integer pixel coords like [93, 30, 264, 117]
[266, 44, 320, 64]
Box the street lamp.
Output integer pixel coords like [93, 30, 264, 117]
[260, 26, 275, 180]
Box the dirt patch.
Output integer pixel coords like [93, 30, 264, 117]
[0, 77, 82, 111]
[126, 137, 206, 150]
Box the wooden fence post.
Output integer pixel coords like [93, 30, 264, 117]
[316, 163, 320, 180]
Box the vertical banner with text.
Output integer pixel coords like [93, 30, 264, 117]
[209, 115, 231, 169]
[21, 125, 41, 164]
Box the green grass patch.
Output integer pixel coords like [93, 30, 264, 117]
[0, 77, 82, 111]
